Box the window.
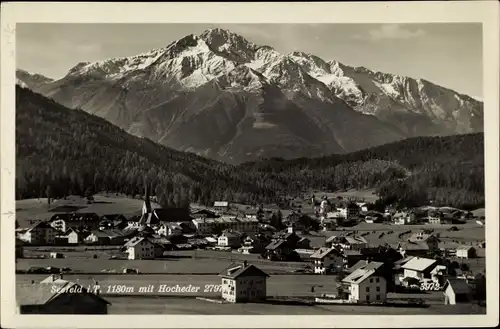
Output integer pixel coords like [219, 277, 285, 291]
[366, 287, 370, 292]
[366, 295, 370, 301]
[370, 278, 373, 283]
[376, 287, 380, 292]
[376, 295, 380, 301]
[376, 277, 380, 283]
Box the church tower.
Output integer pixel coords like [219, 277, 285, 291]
[142, 179, 152, 216]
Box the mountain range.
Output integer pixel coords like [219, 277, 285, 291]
[15, 85, 484, 209]
[17, 28, 483, 164]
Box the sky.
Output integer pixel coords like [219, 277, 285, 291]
[16, 23, 483, 98]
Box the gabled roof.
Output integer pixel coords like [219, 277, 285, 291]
[456, 245, 476, 251]
[310, 247, 341, 259]
[153, 208, 191, 223]
[16, 281, 110, 306]
[124, 236, 149, 247]
[345, 236, 368, 244]
[444, 278, 472, 295]
[401, 257, 436, 272]
[342, 267, 377, 284]
[29, 221, 53, 231]
[265, 239, 287, 250]
[398, 241, 430, 251]
[218, 263, 269, 279]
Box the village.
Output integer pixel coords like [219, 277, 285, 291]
[15, 187, 486, 314]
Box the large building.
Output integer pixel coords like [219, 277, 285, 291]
[310, 247, 344, 274]
[341, 261, 387, 303]
[218, 262, 269, 303]
[49, 213, 100, 232]
[123, 236, 155, 260]
[19, 221, 58, 245]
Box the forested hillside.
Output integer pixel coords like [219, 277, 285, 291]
[241, 133, 485, 209]
[15, 86, 281, 207]
[16, 86, 484, 210]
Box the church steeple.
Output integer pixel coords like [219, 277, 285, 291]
[142, 178, 152, 216]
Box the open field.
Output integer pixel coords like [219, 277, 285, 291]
[104, 296, 484, 315]
[16, 255, 304, 275]
[16, 194, 161, 225]
[306, 221, 485, 251]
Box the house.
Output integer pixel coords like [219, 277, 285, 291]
[443, 278, 473, 305]
[408, 231, 439, 251]
[156, 221, 183, 236]
[55, 228, 88, 245]
[427, 211, 444, 224]
[218, 231, 244, 248]
[218, 261, 269, 303]
[19, 221, 58, 245]
[392, 211, 414, 225]
[123, 236, 155, 260]
[16, 280, 110, 314]
[99, 214, 128, 230]
[430, 265, 447, 287]
[341, 261, 387, 303]
[49, 213, 100, 232]
[356, 202, 369, 212]
[336, 202, 361, 220]
[84, 231, 109, 245]
[213, 201, 230, 212]
[397, 241, 432, 257]
[263, 240, 293, 261]
[456, 246, 476, 259]
[16, 238, 24, 258]
[310, 247, 344, 274]
[400, 257, 437, 283]
[326, 235, 368, 251]
[239, 234, 270, 254]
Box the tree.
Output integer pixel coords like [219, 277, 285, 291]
[85, 187, 94, 204]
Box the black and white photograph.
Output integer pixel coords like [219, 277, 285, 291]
[1, 2, 499, 328]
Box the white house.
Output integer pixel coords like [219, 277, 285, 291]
[310, 247, 344, 274]
[341, 261, 387, 303]
[218, 231, 243, 248]
[456, 246, 476, 259]
[124, 236, 155, 260]
[336, 203, 360, 220]
[400, 257, 437, 282]
[218, 262, 270, 303]
[19, 221, 57, 245]
[393, 212, 413, 225]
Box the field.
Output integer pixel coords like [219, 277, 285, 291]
[104, 296, 484, 315]
[16, 193, 161, 226]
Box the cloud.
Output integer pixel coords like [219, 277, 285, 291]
[354, 24, 426, 41]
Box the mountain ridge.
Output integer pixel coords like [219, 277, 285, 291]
[17, 27, 483, 164]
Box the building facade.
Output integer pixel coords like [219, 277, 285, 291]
[218, 262, 269, 303]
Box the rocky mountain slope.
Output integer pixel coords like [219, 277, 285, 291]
[18, 28, 483, 164]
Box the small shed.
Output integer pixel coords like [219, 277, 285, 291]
[443, 278, 473, 305]
[456, 246, 476, 259]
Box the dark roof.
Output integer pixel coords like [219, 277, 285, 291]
[29, 221, 53, 230]
[444, 279, 472, 295]
[218, 263, 270, 279]
[191, 209, 219, 218]
[153, 208, 191, 222]
[265, 239, 288, 250]
[17, 281, 110, 306]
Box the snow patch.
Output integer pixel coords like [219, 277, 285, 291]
[373, 81, 400, 99]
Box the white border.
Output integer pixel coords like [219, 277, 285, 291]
[1, 2, 499, 328]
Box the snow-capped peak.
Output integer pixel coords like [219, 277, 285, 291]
[199, 28, 257, 63]
[16, 78, 28, 88]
